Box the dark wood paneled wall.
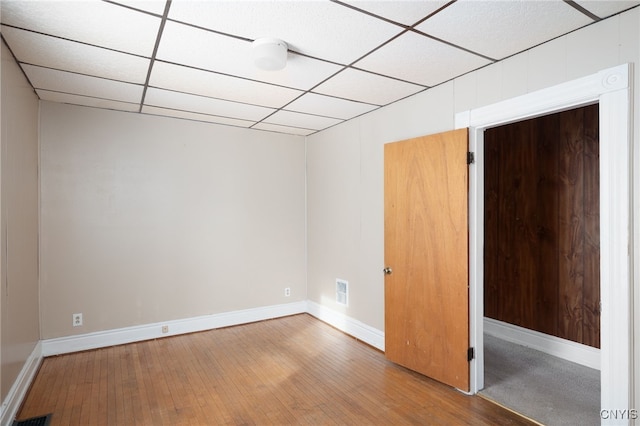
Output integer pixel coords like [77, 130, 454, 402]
[484, 104, 600, 348]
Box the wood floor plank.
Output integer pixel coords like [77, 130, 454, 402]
[94, 349, 108, 426]
[78, 350, 94, 424]
[17, 314, 534, 425]
[105, 347, 118, 425]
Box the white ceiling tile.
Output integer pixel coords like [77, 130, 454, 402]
[0, 0, 161, 56]
[263, 110, 343, 131]
[144, 87, 275, 121]
[110, 0, 167, 15]
[142, 105, 255, 128]
[168, 0, 403, 64]
[156, 21, 342, 91]
[36, 90, 141, 112]
[285, 93, 378, 120]
[416, 0, 593, 60]
[574, 0, 640, 19]
[149, 61, 303, 108]
[2, 26, 150, 84]
[355, 31, 491, 87]
[252, 122, 316, 136]
[313, 68, 424, 106]
[342, 1, 449, 25]
[23, 65, 144, 104]
[3, 0, 622, 138]
[155, 21, 246, 74]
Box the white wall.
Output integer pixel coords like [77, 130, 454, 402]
[0, 41, 40, 403]
[39, 103, 306, 339]
[306, 82, 456, 331]
[306, 4, 640, 382]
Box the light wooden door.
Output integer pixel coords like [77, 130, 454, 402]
[384, 128, 470, 391]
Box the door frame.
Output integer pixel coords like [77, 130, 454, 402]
[455, 64, 632, 416]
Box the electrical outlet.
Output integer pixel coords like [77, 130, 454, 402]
[284, 287, 291, 297]
[73, 313, 83, 327]
[162, 325, 169, 334]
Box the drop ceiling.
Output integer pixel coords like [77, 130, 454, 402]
[1, 0, 638, 136]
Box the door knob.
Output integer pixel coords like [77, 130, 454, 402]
[383, 267, 393, 275]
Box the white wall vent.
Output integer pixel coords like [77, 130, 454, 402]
[336, 279, 348, 306]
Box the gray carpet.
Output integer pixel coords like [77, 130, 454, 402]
[480, 334, 600, 426]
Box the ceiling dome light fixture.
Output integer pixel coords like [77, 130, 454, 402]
[252, 38, 288, 71]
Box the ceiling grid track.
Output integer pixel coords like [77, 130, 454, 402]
[138, 0, 172, 113]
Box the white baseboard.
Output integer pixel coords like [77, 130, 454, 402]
[41, 300, 385, 358]
[484, 317, 600, 370]
[0, 341, 42, 426]
[306, 300, 385, 351]
[42, 301, 307, 357]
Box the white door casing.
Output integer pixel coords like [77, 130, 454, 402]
[456, 63, 632, 424]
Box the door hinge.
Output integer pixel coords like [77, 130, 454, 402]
[467, 347, 475, 361]
[467, 152, 475, 165]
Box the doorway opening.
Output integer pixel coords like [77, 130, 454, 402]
[478, 104, 601, 424]
[456, 63, 632, 417]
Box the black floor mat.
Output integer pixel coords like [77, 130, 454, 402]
[12, 414, 52, 426]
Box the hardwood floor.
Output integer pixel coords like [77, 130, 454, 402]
[17, 314, 534, 425]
